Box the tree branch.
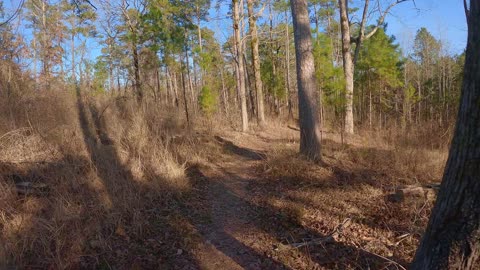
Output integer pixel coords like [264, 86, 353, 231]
[353, 0, 370, 65]
[363, 0, 408, 40]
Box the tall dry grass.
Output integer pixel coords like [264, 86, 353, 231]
[0, 86, 203, 268]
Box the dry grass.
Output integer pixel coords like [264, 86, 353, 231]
[0, 86, 451, 269]
[250, 126, 448, 268]
[0, 89, 204, 269]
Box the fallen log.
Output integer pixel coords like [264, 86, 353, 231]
[387, 184, 439, 202]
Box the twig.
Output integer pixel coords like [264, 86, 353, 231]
[275, 218, 352, 251]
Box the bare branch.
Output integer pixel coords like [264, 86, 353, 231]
[352, 0, 370, 64]
[0, 0, 25, 27]
[364, 0, 408, 40]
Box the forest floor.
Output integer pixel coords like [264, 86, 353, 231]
[0, 93, 447, 269]
[175, 127, 440, 270]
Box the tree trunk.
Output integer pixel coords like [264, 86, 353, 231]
[411, 2, 480, 268]
[71, 31, 76, 82]
[285, 10, 293, 120]
[247, 0, 266, 126]
[290, 0, 322, 161]
[180, 56, 190, 126]
[338, 0, 354, 134]
[221, 68, 229, 115]
[233, 0, 249, 131]
[243, 53, 256, 117]
[132, 38, 142, 102]
[33, 34, 37, 85]
[173, 72, 179, 107]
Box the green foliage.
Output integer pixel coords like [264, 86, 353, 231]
[198, 86, 217, 116]
[355, 27, 403, 111]
[357, 28, 402, 89]
[312, 33, 345, 109]
[93, 57, 108, 94]
[258, 22, 288, 100]
[413, 27, 441, 64]
[196, 28, 222, 72]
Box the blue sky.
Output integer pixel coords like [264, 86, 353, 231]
[1, 0, 468, 63]
[383, 0, 467, 54]
[204, 0, 468, 56]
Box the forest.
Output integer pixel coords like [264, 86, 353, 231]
[0, 0, 478, 269]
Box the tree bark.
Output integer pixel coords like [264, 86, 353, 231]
[338, 0, 354, 134]
[233, 0, 249, 131]
[132, 38, 142, 102]
[180, 55, 190, 126]
[411, 1, 480, 268]
[285, 10, 293, 120]
[247, 0, 266, 126]
[290, 0, 322, 161]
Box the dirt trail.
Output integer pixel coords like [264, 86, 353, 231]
[188, 134, 290, 270]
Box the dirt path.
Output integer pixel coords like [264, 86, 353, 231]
[187, 135, 290, 269]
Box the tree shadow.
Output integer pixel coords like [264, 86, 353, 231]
[0, 154, 104, 269]
[75, 87, 202, 269]
[185, 165, 291, 269]
[184, 163, 400, 269]
[214, 136, 266, 160]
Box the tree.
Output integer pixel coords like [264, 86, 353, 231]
[355, 27, 402, 128]
[247, 0, 265, 126]
[120, 0, 145, 103]
[62, 0, 96, 83]
[338, 0, 407, 134]
[313, 32, 344, 124]
[26, 0, 65, 89]
[412, 27, 441, 122]
[410, 1, 480, 268]
[232, 0, 248, 131]
[290, 0, 322, 161]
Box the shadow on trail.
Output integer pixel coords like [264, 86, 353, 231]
[185, 163, 399, 269]
[192, 137, 411, 269]
[215, 136, 266, 160]
[185, 165, 291, 270]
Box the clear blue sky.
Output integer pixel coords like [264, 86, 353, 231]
[379, 0, 467, 54]
[204, 0, 468, 56]
[2, 0, 468, 61]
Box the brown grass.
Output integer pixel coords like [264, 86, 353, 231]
[250, 126, 447, 268]
[0, 86, 451, 269]
[0, 88, 204, 268]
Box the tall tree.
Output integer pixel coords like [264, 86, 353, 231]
[247, 0, 265, 126]
[355, 27, 402, 128]
[411, 1, 480, 268]
[290, 0, 322, 161]
[121, 0, 145, 103]
[232, 0, 248, 131]
[62, 0, 96, 83]
[338, 0, 407, 134]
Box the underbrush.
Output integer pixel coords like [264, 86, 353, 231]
[0, 89, 206, 268]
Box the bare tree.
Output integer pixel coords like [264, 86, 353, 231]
[411, 1, 480, 268]
[290, 0, 322, 161]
